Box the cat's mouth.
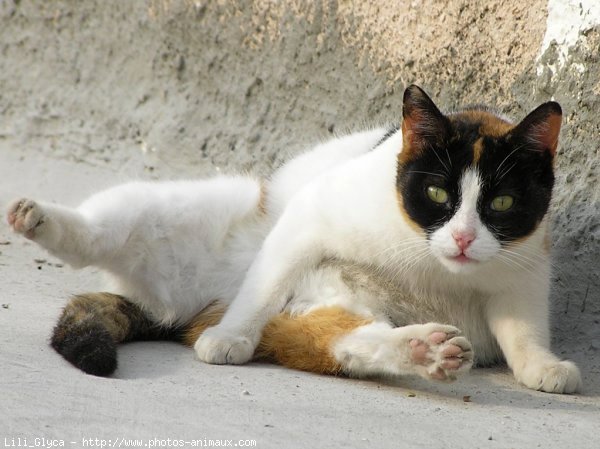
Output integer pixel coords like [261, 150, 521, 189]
[449, 253, 477, 264]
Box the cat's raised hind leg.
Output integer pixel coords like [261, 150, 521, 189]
[8, 198, 101, 268]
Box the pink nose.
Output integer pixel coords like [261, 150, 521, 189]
[452, 230, 476, 251]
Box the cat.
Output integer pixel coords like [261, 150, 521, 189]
[7, 85, 581, 393]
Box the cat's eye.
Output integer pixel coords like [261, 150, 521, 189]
[426, 186, 449, 204]
[491, 195, 514, 212]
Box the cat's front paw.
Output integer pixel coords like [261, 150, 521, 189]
[194, 326, 255, 365]
[7, 198, 46, 240]
[406, 323, 474, 382]
[517, 359, 582, 394]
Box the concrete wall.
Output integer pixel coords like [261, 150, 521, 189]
[1, 0, 598, 361]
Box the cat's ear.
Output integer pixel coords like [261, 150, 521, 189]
[511, 102, 562, 156]
[401, 85, 449, 162]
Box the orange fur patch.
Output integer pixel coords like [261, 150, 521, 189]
[183, 304, 371, 375]
[66, 292, 132, 341]
[473, 137, 484, 164]
[256, 307, 372, 375]
[399, 118, 422, 165]
[395, 188, 426, 234]
[451, 110, 514, 137]
[182, 301, 228, 346]
[535, 112, 562, 157]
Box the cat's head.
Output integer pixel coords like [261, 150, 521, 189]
[396, 85, 560, 274]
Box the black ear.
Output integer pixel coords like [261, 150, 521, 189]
[510, 102, 562, 157]
[401, 85, 449, 161]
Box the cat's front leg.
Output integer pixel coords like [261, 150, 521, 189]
[195, 208, 325, 365]
[333, 322, 474, 381]
[7, 198, 95, 268]
[487, 290, 582, 394]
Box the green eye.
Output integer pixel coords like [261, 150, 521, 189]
[491, 195, 514, 211]
[426, 186, 449, 204]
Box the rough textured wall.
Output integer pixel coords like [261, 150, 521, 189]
[0, 0, 598, 362]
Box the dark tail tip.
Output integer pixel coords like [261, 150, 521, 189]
[51, 320, 117, 377]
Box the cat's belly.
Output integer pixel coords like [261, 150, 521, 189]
[288, 258, 503, 366]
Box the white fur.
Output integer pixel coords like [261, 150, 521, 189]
[333, 322, 473, 380]
[8, 177, 266, 324]
[7, 126, 581, 393]
[429, 168, 501, 273]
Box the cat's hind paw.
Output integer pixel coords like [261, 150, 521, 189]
[407, 323, 474, 382]
[518, 359, 582, 394]
[194, 327, 255, 365]
[7, 198, 46, 240]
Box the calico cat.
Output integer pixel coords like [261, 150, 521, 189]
[7, 85, 581, 393]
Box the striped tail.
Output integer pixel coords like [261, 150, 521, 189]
[51, 293, 184, 376]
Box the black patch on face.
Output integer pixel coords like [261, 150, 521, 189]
[397, 125, 555, 242]
[396, 86, 558, 243]
[476, 135, 554, 242]
[397, 120, 481, 235]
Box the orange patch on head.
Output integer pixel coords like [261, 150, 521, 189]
[399, 117, 422, 165]
[473, 137, 484, 164]
[395, 185, 426, 234]
[452, 110, 514, 138]
[528, 111, 562, 157]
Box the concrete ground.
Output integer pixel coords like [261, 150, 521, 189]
[1, 1, 599, 448]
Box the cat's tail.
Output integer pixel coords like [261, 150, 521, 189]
[51, 293, 362, 377]
[50, 292, 201, 376]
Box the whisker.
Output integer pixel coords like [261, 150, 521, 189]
[391, 249, 433, 281]
[372, 237, 426, 259]
[499, 245, 568, 288]
[426, 142, 451, 176]
[374, 245, 431, 279]
[444, 146, 453, 170]
[390, 246, 431, 273]
[495, 253, 550, 285]
[495, 253, 540, 276]
[405, 170, 447, 178]
[495, 143, 526, 177]
[496, 162, 517, 184]
[372, 242, 429, 263]
[498, 249, 540, 271]
[381, 245, 427, 269]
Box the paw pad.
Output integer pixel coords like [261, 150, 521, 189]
[7, 198, 45, 239]
[409, 325, 473, 382]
